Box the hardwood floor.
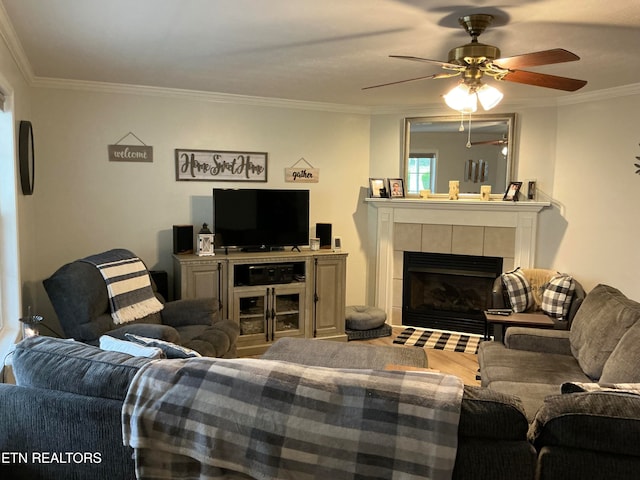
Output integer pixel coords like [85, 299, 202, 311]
[360, 326, 481, 386]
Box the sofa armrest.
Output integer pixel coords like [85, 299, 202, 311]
[528, 391, 640, 457]
[106, 323, 182, 344]
[504, 327, 572, 355]
[459, 385, 530, 440]
[0, 384, 135, 479]
[161, 298, 218, 328]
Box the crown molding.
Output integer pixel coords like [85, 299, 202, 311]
[0, 1, 34, 84]
[31, 76, 372, 115]
[556, 82, 640, 105]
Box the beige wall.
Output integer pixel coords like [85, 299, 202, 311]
[4, 32, 640, 334]
[537, 92, 640, 298]
[28, 87, 371, 326]
[0, 30, 33, 350]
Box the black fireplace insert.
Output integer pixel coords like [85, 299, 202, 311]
[402, 251, 503, 335]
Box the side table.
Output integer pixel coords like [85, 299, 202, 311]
[484, 312, 555, 342]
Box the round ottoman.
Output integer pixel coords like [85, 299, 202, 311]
[345, 305, 391, 341]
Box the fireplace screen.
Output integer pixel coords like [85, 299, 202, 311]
[403, 252, 503, 335]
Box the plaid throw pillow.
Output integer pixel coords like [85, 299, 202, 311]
[541, 274, 575, 320]
[501, 268, 533, 313]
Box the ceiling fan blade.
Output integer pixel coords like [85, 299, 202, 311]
[502, 69, 587, 91]
[362, 72, 457, 90]
[493, 48, 580, 69]
[390, 55, 461, 70]
[471, 139, 507, 146]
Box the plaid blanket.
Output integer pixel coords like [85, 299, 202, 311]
[82, 249, 163, 324]
[122, 358, 463, 480]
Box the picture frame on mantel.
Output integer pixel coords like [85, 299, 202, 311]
[388, 178, 405, 198]
[369, 178, 387, 198]
[503, 181, 523, 201]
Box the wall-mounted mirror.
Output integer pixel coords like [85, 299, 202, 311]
[403, 113, 516, 196]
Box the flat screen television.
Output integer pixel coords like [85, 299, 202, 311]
[213, 188, 310, 251]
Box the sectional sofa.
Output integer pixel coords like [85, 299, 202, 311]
[479, 283, 640, 478]
[1, 336, 535, 480]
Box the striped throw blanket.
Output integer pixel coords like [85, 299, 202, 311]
[82, 249, 163, 324]
[122, 358, 464, 480]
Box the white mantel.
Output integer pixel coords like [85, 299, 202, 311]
[366, 197, 550, 320]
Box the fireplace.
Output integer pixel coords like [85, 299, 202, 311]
[402, 252, 503, 335]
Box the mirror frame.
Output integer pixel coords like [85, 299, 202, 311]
[403, 113, 517, 197]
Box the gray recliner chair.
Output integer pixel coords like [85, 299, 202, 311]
[43, 253, 239, 358]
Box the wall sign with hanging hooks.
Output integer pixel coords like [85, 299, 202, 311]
[108, 132, 153, 162]
[285, 158, 319, 183]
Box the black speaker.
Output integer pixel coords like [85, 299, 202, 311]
[316, 223, 332, 249]
[173, 225, 194, 254]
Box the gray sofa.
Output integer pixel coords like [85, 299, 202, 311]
[479, 283, 640, 479]
[0, 336, 536, 480]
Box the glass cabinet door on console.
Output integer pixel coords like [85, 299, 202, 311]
[233, 283, 305, 344]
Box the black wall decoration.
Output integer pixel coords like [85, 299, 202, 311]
[635, 144, 640, 175]
[19, 120, 35, 195]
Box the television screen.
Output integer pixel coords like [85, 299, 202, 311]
[213, 188, 310, 250]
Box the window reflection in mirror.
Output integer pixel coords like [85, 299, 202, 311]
[403, 114, 516, 196]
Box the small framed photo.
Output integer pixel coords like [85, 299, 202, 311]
[369, 178, 387, 198]
[388, 178, 405, 198]
[503, 181, 523, 202]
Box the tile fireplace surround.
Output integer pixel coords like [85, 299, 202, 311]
[366, 197, 550, 325]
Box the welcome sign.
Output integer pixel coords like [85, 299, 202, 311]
[175, 149, 268, 182]
[108, 144, 153, 162]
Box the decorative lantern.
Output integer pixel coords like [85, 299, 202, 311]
[196, 223, 216, 256]
[197, 223, 215, 256]
[20, 307, 44, 338]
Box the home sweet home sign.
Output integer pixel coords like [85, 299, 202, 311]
[175, 149, 268, 182]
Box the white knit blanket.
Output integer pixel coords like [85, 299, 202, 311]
[82, 249, 163, 324]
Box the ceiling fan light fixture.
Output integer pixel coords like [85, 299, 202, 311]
[476, 83, 503, 110]
[443, 83, 477, 113]
[444, 82, 503, 113]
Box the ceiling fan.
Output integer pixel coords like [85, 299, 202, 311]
[470, 136, 508, 146]
[363, 13, 588, 97]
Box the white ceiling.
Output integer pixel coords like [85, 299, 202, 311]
[2, 0, 639, 108]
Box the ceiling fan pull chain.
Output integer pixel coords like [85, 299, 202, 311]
[466, 114, 472, 148]
[459, 111, 465, 132]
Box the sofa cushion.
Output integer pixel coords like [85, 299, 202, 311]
[13, 336, 152, 401]
[570, 284, 640, 380]
[501, 268, 533, 313]
[600, 319, 640, 383]
[541, 274, 575, 320]
[479, 340, 591, 387]
[485, 381, 561, 422]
